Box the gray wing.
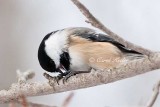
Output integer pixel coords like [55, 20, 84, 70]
[72, 28, 142, 55]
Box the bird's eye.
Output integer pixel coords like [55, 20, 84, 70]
[50, 60, 54, 64]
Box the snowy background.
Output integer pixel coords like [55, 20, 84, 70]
[0, 0, 160, 107]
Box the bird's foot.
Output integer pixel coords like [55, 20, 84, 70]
[44, 70, 90, 86]
[63, 71, 90, 83]
[63, 71, 77, 83]
[43, 73, 63, 86]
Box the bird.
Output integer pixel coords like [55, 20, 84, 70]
[38, 27, 144, 82]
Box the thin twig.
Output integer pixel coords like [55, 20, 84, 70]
[9, 102, 16, 107]
[62, 92, 74, 107]
[70, 0, 152, 56]
[146, 80, 160, 107]
[17, 69, 35, 84]
[17, 94, 56, 107]
[23, 102, 56, 107]
[20, 95, 28, 107]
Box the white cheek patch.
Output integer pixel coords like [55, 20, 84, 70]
[44, 31, 69, 67]
[45, 47, 60, 67]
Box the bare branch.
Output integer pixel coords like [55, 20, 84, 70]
[146, 80, 160, 107]
[26, 102, 56, 107]
[61, 92, 74, 107]
[20, 95, 28, 107]
[9, 102, 16, 107]
[16, 95, 56, 107]
[16, 69, 35, 84]
[0, 52, 160, 103]
[70, 0, 152, 56]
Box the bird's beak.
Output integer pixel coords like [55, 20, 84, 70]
[57, 64, 67, 74]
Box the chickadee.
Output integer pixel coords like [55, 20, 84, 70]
[38, 27, 143, 82]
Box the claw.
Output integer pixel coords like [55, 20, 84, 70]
[53, 76, 60, 85]
[54, 74, 64, 85]
[62, 71, 76, 84]
[43, 72, 63, 85]
[63, 70, 91, 83]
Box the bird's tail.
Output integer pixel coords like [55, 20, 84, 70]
[124, 52, 145, 60]
[116, 45, 146, 60]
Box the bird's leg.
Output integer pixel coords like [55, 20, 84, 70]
[53, 68, 67, 84]
[56, 65, 92, 84]
[63, 70, 90, 83]
[53, 74, 62, 85]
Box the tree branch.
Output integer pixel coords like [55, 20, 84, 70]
[146, 80, 160, 107]
[61, 92, 74, 107]
[70, 0, 152, 56]
[0, 52, 160, 103]
[9, 95, 57, 107]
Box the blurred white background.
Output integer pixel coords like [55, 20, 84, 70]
[0, 0, 160, 107]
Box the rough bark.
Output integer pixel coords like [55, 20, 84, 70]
[0, 52, 160, 103]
